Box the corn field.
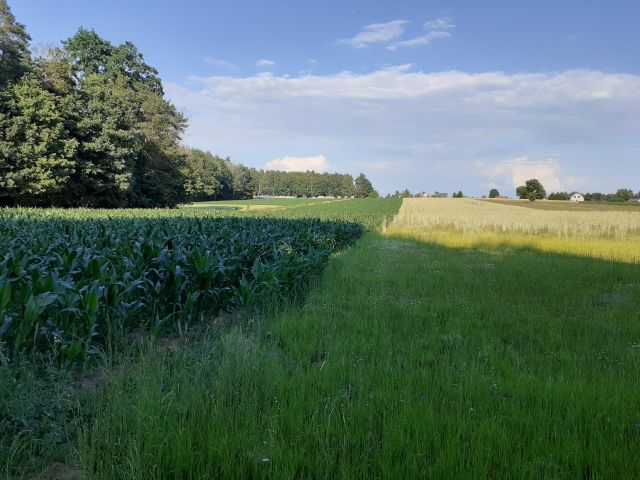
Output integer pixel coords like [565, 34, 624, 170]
[0, 208, 366, 361]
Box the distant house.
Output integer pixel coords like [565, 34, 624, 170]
[570, 193, 584, 202]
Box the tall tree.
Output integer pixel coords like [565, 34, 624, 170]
[0, 0, 31, 86]
[0, 75, 77, 205]
[64, 74, 139, 207]
[63, 29, 162, 94]
[59, 29, 186, 207]
[228, 162, 258, 199]
[489, 188, 499, 198]
[181, 148, 227, 200]
[516, 179, 546, 201]
[354, 173, 375, 198]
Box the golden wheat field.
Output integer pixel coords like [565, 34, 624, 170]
[386, 198, 640, 263]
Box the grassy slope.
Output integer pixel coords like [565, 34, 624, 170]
[79, 232, 640, 479]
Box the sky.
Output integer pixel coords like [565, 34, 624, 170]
[13, 0, 640, 196]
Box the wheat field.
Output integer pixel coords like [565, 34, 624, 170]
[387, 198, 640, 263]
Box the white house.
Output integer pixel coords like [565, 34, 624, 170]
[570, 193, 584, 202]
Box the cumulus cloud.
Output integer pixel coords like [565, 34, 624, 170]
[266, 155, 327, 172]
[256, 59, 276, 67]
[166, 68, 640, 194]
[339, 20, 408, 48]
[478, 157, 587, 192]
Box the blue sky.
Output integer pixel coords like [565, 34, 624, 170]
[14, 0, 640, 195]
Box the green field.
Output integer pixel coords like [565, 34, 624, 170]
[185, 198, 340, 210]
[2, 198, 640, 478]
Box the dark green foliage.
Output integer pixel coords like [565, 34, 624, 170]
[390, 189, 412, 198]
[489, 188, 499, 198]
[182, 149, 232, 200]
[0, 74, 77, 205]
[63, 28, 162, 94]
[581, 189, 639, 203]
[548, 191, 570, 200]
[229, 162, 259, 199]
[354, 172, 376, 198]
[453, 190, 464, 198]
[257, 170, 356, 198]
[516, 179, 546, 201]
[0, 3, 188, 208]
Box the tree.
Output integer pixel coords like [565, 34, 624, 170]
[614, 188, 633, 202]
[63, 28, 162, 94]
[489, 188, 499, 198]
[181, 148, 224, 200]
[516, 179, 546, 201]
[59, 29, 187, 207]
[354, 173, 375, 198]
[0, 74, 77, 205]
[0, 0, 31, 86]
[65, 73, 139, 207]
[228, 162, 258, 199]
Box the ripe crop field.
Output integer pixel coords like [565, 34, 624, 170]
[392, 198, 640, 239]
[387, 198, 640, 263]
[3, 197, 640, 479]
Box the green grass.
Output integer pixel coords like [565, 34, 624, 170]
[77, 232, 640, 479]
[0, 199, 399, 478]
[186, 198, 337, 208]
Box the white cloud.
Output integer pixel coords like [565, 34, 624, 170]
[478, 157, 587, 192]
[387, 31, 452, 50]
[166, 68, 640, 195]
[256, 59, 276, 67]
[424, 17, 455, 30]
[388, 16, 455, 50]
[339, 20, 408, 48]
[266, 155, 327, 172]
[205, 58, 238, 70]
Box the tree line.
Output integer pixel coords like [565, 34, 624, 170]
[0, 1, 375, 207]
[518, 180, 638, 202]
[547, 189, 638, 202]
[182, 149, 377, 200]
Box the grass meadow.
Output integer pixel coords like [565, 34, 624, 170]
[2, 198, 640, 478]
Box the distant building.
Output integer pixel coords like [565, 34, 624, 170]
[570, 193, 584, 202]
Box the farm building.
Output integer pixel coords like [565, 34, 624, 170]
[570, 193, 584, 202]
